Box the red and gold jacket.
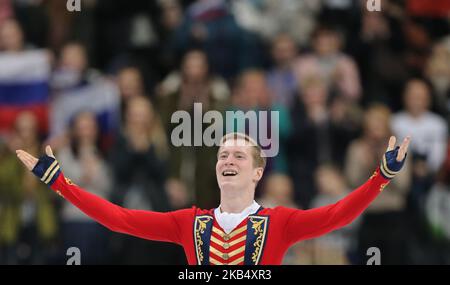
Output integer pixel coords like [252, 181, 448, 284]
[35, 154, 391, 265]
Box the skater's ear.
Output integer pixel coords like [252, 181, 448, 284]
[253, 167, 264, 185]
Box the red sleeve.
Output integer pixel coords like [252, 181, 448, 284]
[50, 172, 192, 245]
[282, 167, 389, 245]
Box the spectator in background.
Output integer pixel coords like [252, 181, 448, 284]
[294, 25, 362, 101]
[348, 9, 408, 109]
[391, 79, 448, 174]
[116, 66, 146, 101]
[345, 104, 411, 265]
[229, 69, 291, 176]
[108, 96, 178, 264]
[110, 96, 169, 214]
[0, 112, 58, 264]
[46, 0, 97, 59]
[258, 173, 297, 209]
[115, 66, 147, 120]
[310, 164, 360, 265]
[0, 18, 25, 51]
[0, 19, 52, 136]
[171, 0, 261, 79]
[425, 37, 450, 116]
[56, 111, 111, 264]
[157, 0, 185, 75]
[157, 49, 229, 208]
[266, 34, 299, 109]
[158, 49, 230, 119]
[49, 42, 120, 152]
[230, 0, 322, 48]
[287, 76, 357, 208]
[165, 177, 192, 210]
[50, 42, 94, 95]
[402, 20, 432, 78]
[425, 147, 450, 264]
[257, 173, 300, 265]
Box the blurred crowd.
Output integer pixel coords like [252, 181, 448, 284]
[0, 0, 449, 265]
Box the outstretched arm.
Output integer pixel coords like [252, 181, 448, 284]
[283, 136, 410, 245]
[16, 146, 189, 245]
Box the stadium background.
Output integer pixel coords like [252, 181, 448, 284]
[0, 0, 449, 264]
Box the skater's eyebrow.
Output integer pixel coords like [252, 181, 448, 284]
[218, 150, 247, 158]
[218, 150, 229, 157]
[233, 151, 247, 157]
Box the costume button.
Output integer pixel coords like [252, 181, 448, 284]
[223, 234, 230, 241]
[223, 243, 230, 249]
[222, 253, 229, 260]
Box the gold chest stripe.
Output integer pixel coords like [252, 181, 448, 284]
[211, 235, 246, 248]
[212, 225, 247, 239]
[210, 255, 245, 265]
[229, 256, 245, 265]
[210, 256, 223, 265]
[209, 245, 245, 259]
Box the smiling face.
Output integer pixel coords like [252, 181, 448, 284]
[216, 137, 264, 192]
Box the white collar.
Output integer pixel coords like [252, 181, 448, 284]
[214, 201, 261, 234]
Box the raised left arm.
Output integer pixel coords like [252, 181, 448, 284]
[283, 136, 410, 245]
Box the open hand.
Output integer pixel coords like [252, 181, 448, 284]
[386, 136, 410, 162]
[16, 145, 55, 171]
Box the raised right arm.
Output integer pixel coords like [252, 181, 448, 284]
[16, 147, 190, 245]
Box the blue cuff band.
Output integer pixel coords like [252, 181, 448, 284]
[380, 146, 407, 180]
[31, 155, 61, 186]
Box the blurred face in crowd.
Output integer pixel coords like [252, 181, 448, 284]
[117, 67, 145, 99]
[14, 111, 38, 144]
[301, 79, 328, 108]
[236, 71, 272, 108]
[125, 97, 154, 130]
[272, 34, 297, 67]
[315, 165, 346, 196]
[165, 178, 190, 209]
[60, 43, 88, 73]
[161, 0, 183, 30]
[216, 137, 264, 192]
[363, 105, 391, 141]
[263, 174, 294, 206]
[313, 29, 341, 56]
[182, 50, 209, 83]
[361, 11, 390, 40]
[0, 19, 24, 51]
[72, 112, 98, 145]
[404, 79, 431, 117]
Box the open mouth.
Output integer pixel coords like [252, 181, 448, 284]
[222, 170, 238, 177]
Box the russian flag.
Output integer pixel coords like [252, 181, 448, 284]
[0, 50, 51, 135]
[50, 77, 120, 150]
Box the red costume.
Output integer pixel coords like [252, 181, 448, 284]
[46, 166, 390, 265]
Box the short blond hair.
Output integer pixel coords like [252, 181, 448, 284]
[219, 132, 266, 169]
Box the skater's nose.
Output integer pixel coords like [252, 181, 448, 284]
[224, 155, 236, 165]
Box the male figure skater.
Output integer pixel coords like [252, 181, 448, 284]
[16, 132, 410, 265]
